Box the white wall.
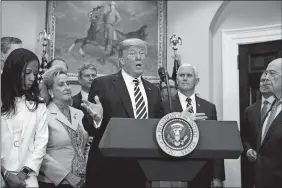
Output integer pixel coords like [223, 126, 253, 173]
[1, 1, 46, 59]
[211, 1, 282, 187]
[167, 1, 223, 101]
[212, 1, 282, 121]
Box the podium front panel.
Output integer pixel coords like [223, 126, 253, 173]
[99, 118, 243, 159]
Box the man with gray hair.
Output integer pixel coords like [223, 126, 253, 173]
[1, 37, 22, 72]
[252, 58, 282, 188]
[241, 73, 275, 188]
[163, 63, 225, 188]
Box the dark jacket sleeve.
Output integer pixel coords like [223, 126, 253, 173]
[83, 78, 104, 140]
[240, 107, 252, 155]
[211, 104, 226, 181]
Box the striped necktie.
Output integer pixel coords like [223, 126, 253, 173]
[261, 100, 281, 142]
[260, 100, 270, 124]
[133, 78, 148, 119]
[186, 97, 194, 113]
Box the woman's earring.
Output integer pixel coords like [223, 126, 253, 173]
[50, 94, 54, 99]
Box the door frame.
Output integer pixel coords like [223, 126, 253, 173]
[221, 24, 281, 187]
[221, 24, 282, 125]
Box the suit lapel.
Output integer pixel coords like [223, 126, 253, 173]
[195, 95, 204, 113]
[21, 101, 35, 137]
[112, 72, 134, 118]
[255, 101, 263, 149]
[172, 94, 183, 112]
[3, 117, 14, 137]
[70, 107, 79, 130]
[259, 110, 282, 150]
[3, 100, 36, 137]
[142, 78, 153, 117]
[49, 102, 78, 130]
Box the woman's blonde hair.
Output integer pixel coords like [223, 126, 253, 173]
[43, 66, 68, 89]
[42, 66, 68, 105]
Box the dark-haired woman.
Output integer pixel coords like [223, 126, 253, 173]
[1, 48, 49, 188]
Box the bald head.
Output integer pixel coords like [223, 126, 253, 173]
[261, 58, 282, 99]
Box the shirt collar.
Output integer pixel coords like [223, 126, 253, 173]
[81, 90, 89, 99]
[178, 91, 196, 104]
[261, 95, 275, 104]
[121, 69, 142, 85]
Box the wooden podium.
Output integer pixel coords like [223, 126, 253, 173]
[99, 118, 243, 185]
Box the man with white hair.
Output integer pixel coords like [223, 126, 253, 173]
[163, 63, 225, 188]
[241, 73, 275, 188]
[252, 58, 282, 188]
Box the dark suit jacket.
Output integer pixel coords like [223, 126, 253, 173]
[240, 100, 262, 188]
[163, 93, 225, 188]
[241, 99, 282, 188]
[85, 71, 164, 188]
[72, 92, 96, 137]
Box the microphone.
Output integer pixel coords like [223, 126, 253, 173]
[158, 67, 172, 113]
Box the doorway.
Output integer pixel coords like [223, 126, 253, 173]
[238, 39, 282, 188]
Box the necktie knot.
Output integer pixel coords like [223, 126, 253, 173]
[186, 97, 194, 113]
[133, 78, 139, 86]
[186, 98, 192, 105]
[263, 100, 269, 105]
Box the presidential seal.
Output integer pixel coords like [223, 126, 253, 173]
[156, 112, 199, 157]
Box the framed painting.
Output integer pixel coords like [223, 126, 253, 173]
[46, 0, 167, 83]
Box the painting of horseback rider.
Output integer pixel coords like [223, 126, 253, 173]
[48, 1, 165, 77]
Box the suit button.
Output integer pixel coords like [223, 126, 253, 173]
[14, 141, 20, 147]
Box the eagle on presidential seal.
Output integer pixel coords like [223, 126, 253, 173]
[166, 123, 190, 147]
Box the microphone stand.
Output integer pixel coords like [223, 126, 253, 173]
[164, 69, 173, 113]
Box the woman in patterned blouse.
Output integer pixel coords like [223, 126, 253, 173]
[38, 67, 88, 188]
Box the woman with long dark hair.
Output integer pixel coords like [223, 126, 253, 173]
[1, 48, 49, 188]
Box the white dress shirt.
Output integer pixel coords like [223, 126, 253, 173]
[121, 69, 148, 118]
[178, 91, 196, 113]
[81, 90, 89, 101]
[261, 97, 282, 141]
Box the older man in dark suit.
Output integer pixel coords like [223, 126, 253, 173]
[240, 73, 275, 188]
[84, 38, 164, 188]
[163, 64, 225, 188]
[253, 58, 282, 188]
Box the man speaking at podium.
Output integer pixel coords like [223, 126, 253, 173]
[163, 64, 226, 188]
[84, 38, 164, 188]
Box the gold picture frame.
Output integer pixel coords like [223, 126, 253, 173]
[46, 1, 167, 84]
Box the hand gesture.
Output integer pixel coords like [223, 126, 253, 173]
[5, 172, 27, 188]
[81, 96, 103, 126]
[182, 105, 208, 120]
[246, 149, 257, 162]
[211, 178, 223, 188]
